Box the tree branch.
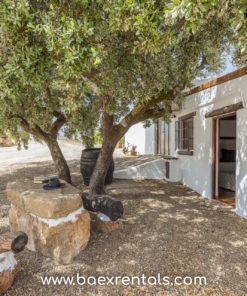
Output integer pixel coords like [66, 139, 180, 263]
[198, 54, 208, 71]
[50, 112, 66, 136]
[14, 115, 48, 140]
[137, 108, 168, 122]
[117, 89, 174, 131]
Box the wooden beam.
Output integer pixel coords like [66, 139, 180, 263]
[205, 102, 244, 118]
[212, 118, 217, 200]
[187, 66, 247, 96]
[179, 111, 196, 120]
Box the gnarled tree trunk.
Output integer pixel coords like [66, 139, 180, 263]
[89, 138, 116, 194]
[18, 112, 72, 184]
[88, 91, 176, 194]
[45, 136, 71, 184]
[89, 107, 122, 194]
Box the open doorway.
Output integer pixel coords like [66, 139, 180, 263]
[212, 114, 236, 207]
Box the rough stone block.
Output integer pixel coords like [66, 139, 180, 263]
[7, 179, 82, 219]
[9, 205, 90, 264]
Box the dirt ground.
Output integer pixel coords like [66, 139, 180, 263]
[0, 159, 247, 296]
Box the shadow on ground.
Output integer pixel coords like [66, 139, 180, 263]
[0, 160, 247, 296]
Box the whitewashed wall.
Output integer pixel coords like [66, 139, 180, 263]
[124, 73, 247, 218]
[170, 74, 247, 218]
[126, 75, 247, 218]
[236, 108, 247, 218]
[144, 125, 155, 154]
[125, 123, 155, 155]
[124, 123, 146, 154]
[125, 123, 155, 154]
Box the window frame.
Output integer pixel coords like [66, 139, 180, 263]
[175, 112, 196, 155]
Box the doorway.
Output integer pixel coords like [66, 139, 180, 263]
[212, 114, 236, 207]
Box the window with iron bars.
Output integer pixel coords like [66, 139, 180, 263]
[175, 112, 195, 155]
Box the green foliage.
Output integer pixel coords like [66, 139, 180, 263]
[0, 0, 246, 148]
[0, 0, 97, 146]
[94, 131, 103, 145]
[162, 0, 247, 64]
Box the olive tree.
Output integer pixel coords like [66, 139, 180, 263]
[58, 0, 245, 194]
[0, 1, 98, 182]
[1, 1, 245, 193]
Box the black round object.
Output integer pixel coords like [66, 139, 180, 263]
[43, 177, 65, 190]
[80, 148, 114, 186]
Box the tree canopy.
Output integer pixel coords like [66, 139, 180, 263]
[1, 1, 246, 137]
[0, 0, 246, 189]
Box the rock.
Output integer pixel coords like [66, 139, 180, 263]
[7, 179, 82, 219]
[0, 252, 20, 295]
[9, 205, 90, 264]
[7, 179, 90, 264]
[90, 212, 123, 233]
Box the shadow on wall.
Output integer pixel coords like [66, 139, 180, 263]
[178, 108, 210, 198]
[114, 155, 163, 170]
[145, 125, 155, 154]
[236, 108, 247, 218]
[114, 159, 168, 180]
[184, 76, 245, 112]
[176, 77, 246, 201]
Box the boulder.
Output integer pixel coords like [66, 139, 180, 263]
[7, 179, 82, 219]
[9, 205, 90, 265]
[0, 252, 20, 295]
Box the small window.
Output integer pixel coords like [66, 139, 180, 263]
[175, 112, 195, 155]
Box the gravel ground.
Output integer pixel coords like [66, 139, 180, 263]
[0, 158, 247, 296]
[0, 141, 84, 171]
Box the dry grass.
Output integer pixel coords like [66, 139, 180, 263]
[0, 160, 247, 296]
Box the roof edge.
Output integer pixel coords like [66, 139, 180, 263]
[187, 66, 247, 96]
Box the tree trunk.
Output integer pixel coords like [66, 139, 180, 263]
[45, 136, 71, 184]
[81, 193, 124, 221]
[89, 137, 116, 194]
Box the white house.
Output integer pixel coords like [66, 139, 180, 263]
[121, 67, 247, 219]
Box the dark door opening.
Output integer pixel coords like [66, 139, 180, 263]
[212, 114, 236, 207]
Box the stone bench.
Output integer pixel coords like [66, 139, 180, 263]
[7, 179, 90, 264]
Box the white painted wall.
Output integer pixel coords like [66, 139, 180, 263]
[114, 159, 168, 180]
[124, 73, 247, 218]
[170, 113, 213, 198]
[169, 74, 247, 206]
[125, 123, 155, 155]
[236, 108, 247, 218]
[125, 123, 146, 155]
[114, 158, 181, 181]
[144, 125, 155, 154]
